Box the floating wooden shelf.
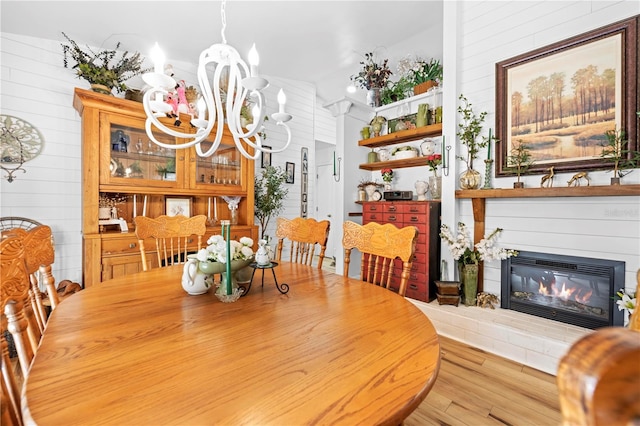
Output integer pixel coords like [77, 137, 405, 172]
[359, 156, 428, 171]
[358, 123, 442, 148]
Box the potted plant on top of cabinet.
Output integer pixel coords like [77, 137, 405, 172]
[397, 56, 443, 95]
[61, 32, 150, 95]
[350, 51, 393, 108]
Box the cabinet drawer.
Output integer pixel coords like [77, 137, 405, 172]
[363, 212, 384, 223]
[382, 203, 402, 213]
[392, 260, 426, 275]
[401, 203, 428, 215]
[382, 213, 403, 224]
[102, 236, 143, 256]
[405, 280, 428, 302]
[363, 203, 384, 213]
[412, 223, 429, 242]
[403, 213, 427, 225]
[102, 234, 203, 257]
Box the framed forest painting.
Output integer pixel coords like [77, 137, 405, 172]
[495, 16, 638, 176]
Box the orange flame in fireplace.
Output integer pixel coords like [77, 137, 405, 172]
[538, 280, 593, 303]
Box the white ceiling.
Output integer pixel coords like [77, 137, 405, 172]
[1, 0, 443, 102]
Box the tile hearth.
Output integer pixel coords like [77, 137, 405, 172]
[410, 299, 591, 375]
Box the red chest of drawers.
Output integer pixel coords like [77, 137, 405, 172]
[362, 201, 441, 302]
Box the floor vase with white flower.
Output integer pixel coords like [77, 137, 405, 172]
[441, 222, 518, 305]
[460, 263, 479, 306]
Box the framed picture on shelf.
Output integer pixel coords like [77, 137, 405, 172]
[165, 197, 191, 217]
[285, 162, 295, 184]
[495, 17, 637, 176]
[261, 146, 272, 168]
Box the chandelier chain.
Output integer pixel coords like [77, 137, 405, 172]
[220, 0, 227, 45]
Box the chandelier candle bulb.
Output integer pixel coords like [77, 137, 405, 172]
[150, 42, 165, 103]
[277, 89, 286, 114]
[151, 42, 164, 74]
[248, 44, 259, 77]
[197, 98, 206, 119]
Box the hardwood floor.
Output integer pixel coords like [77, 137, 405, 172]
[405, 336, 561, 426]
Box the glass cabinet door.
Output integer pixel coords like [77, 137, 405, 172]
[101, 114, 183, 187]
[192, 139, 242, 189]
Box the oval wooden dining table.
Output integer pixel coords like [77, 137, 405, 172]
[24, 262, 441, 426]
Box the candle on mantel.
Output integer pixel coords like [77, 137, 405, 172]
[487, 128, 492, 160]
[142, 195, 147, 217]
[133, 194, 137, 218]
[214, 196, 218, 220]
[207, 197, 211, 219]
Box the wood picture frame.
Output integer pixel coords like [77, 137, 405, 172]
[261, 145, 272, 168]
[165, 197, 191, 217]
[285, 161, 295, 184]
[495, 16, 638, 176]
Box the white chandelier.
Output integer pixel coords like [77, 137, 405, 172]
[141, 0, 292, 160]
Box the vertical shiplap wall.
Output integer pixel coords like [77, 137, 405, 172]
[253, 77, 317, 241]
[454, 1, 640, 295]
[1, 33, 83, 283]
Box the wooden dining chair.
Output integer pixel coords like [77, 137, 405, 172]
[342, 220, 418, 297]
[134, 215, 207, 271]
[1, 235, 35, 425]
[556, 272, 640, 426]
[275, 217, 331, 269]
[1, 225, 58, 344]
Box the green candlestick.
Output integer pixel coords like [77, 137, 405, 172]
[482, 159, 494, 189]
[221, 220, 232, 295]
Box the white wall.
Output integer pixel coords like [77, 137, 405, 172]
[1, 33, 83, 283]
[450, 1, 640, 296]
[253, 76, 317, 241]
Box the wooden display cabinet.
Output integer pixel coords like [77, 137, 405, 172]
[74, 88, 258, 287]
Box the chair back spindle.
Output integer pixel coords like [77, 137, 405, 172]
[342, 221, 418, 297]
[134, 215, 207, 271]
[275, 217, 330, 269]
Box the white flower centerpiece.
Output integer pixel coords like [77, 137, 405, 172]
[195, 234, 254, 301]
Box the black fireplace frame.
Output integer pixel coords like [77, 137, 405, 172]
[501, 251, 625, 329]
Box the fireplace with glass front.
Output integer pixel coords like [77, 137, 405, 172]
[501, 251, 624, 330]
